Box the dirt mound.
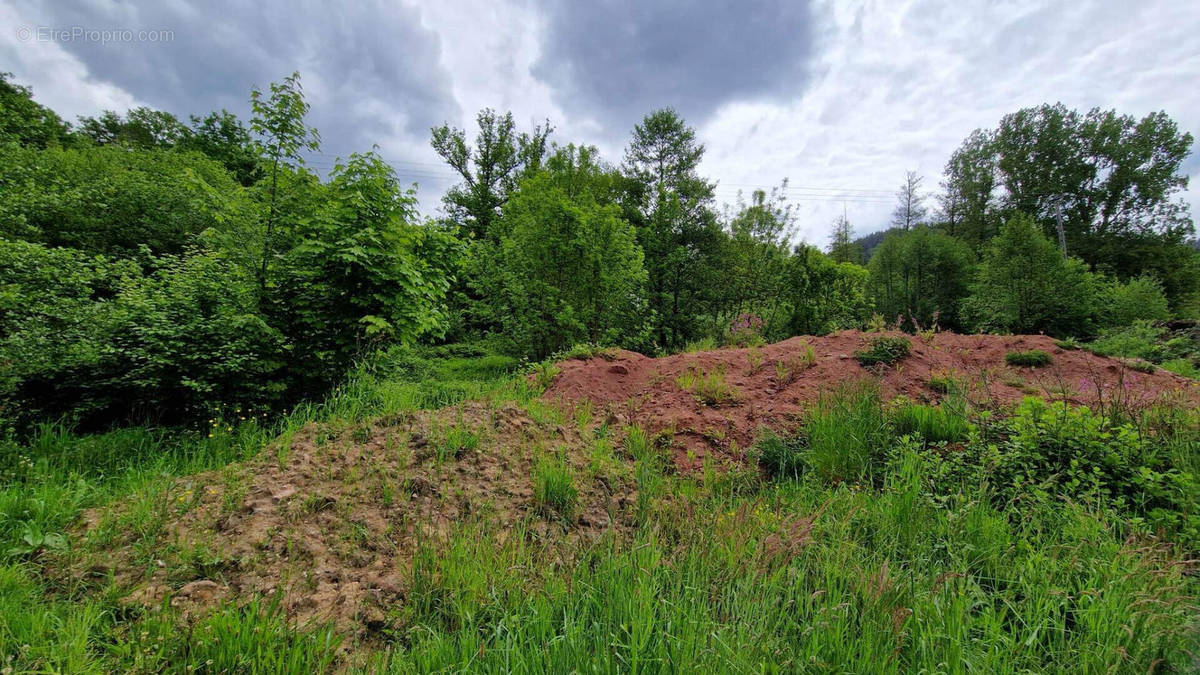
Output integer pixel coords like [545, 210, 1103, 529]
[544, 331, 1200, 472]
[74, 401, 636, 637]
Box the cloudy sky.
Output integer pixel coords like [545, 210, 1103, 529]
[3, 0, 1198, 244]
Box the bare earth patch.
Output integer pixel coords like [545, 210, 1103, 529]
[544, 330, 1200, 472]
[73, 401, 637, 640]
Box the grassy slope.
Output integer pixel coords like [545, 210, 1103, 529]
[1, 344, 1198, 673]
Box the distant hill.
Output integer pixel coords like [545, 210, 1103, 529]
[852, 227, 899, 261]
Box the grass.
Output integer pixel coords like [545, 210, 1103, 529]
[3, 344, 1200, 672]
[804, 379, 891, 483]
[676, 365, 739, 405]
[773, 343, 816, 385]
[854, 335, 911, 367]
[533, 452, 578, 521]
[1162, 357, 1199, 379]
[1005, 349, 1052, 367]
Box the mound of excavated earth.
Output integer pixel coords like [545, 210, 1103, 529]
[544, 331, 1200, 472]
[73, 401, 637, 638]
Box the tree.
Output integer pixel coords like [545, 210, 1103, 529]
[784, 245, 871, 335]
[249, 72, 321, 298]
[963, 214, 1101, 336]
[891, 171, 928, 230]
[270, 151, 460, 387]
[714, 183, 796, 338]
[0, 72, 71, 148]
[943, 104, 1196, 308]
[622, 108, 723, 349]
[867, 226, 974, 331]
[936, 130, 999, 247]
[489, 145, 647, 358]
[431, 109, 552, 240]
[828, 214, 861, 264]
[182, 110, 263, 186]
[77, 107, 189, 148]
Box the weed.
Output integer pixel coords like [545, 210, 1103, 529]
[756, 431, 806, 480]
[1054, 337, 1080, 350]
[676, 365, 739, 405]
[533, 453, 578, 521]
[745, 346, 764, 376]
[533, 362, 560, 391]
[1121, 358, 1156, 374]
[854, 336, 911, 367]
[1005, 349, 1052, 367]
[805, 379, 890, 483]
[889, 399, 969, 444]
[774, 343, 817, 385]
[1161, 358, 1199, 379]
[927, 371, 961, 395]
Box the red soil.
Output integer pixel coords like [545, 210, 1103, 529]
[544, 331, 1200, 473]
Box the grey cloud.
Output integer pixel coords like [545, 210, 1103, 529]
[11, 1, 460, 166]
[531, 0, 816, 135]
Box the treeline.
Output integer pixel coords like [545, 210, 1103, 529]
[437, 102, 1197, 355]
[1, 73, 457, 429]
[0, 71, 1196, 431]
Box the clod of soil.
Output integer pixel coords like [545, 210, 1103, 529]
[544, 330, 1200, 472]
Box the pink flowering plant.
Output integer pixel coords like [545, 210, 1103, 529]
[726, 313, 765, 348]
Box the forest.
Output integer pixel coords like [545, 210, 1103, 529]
[1, 70, 1199, 672]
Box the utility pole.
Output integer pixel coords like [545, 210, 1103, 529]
[1053, 198, 1067, 256]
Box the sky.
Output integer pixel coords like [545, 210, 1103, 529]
[3, 0, 1199, 245]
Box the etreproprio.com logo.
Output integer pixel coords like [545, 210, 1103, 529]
[15, 26, 175, 44]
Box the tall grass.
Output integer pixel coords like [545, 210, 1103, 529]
[804, 379, 891, 483]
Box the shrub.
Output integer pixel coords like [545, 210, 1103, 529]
[927, 371, 961, 395]
[804, 380, 890, 483]
[854, 336, 911, 367]
[533, 454, 578, 521]
[1005, 350, 1052, 367]
[1101, 276, 1170, 328]
[1088, 321, 1167, 363]
[1122, 358, 1156, 374]
[1161, 358, 1199, 379]
[1053, 338, 1080, 350]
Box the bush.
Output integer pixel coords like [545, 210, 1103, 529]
[1102, 276, 1170, 328]
[1005, 350, 1052, 367]
[1088, 321, 1166, 363]
[854, 336, 911, 367]
[928, 398, 1200, 549]
[1161, 358, 1199, 379]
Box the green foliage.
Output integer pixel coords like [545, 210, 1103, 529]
[0, 72, 71, 148]
[804, 379, 891, 483]
[1005, 349, 1052, 367]
[1053, 337, 1080, 350]
[533, 453, 578, 521]
[0, 240, 286, 427]
[784, 246, 872, 336]
[942, 103, 1199, 309]
[1101, 276, 1170, 328]
[964, 214, 1102, 336]
[755, 430, 805, 479]
[868, 225, 975, 330]
[854, 335, 912, 367]
[1161, 358, 1198, 379]
[483, 145, 647, 359]
[0, 143, 242, 256]
[676, 365, 738, 405]
[889, 400, 970, 444]
[1087, 321, 1166, 362]
[931, 398, 1200, 549]
[269, 151, 460, 387]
